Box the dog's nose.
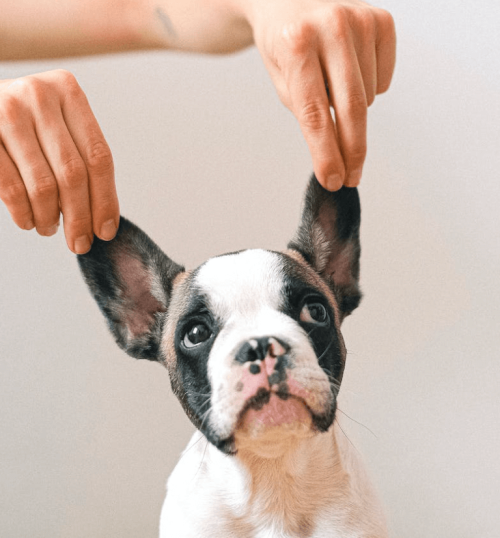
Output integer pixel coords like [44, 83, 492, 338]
[235, 336, 289, 365]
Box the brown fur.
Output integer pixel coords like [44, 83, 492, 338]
[235, 429, 349, 537]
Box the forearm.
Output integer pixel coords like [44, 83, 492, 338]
[149, 0, 253, 53]
[0, 0, 254, 61]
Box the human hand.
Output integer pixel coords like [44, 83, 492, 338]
[242, 0, 396, 190]
[0, 69, 119, 253]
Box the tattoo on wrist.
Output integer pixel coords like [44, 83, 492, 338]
[156, 7, 177, 39]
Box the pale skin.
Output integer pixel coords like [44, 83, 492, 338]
[0, 0, 396, 253]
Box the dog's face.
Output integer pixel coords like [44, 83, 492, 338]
[78, 177, 361, 455]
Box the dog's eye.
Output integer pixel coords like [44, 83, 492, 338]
[300, 302, 328, 324]
[183, 323, 212, 348]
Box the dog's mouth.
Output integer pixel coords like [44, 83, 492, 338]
[209, 378, 337, 455]
[236, 386, 313, 433]
[210, 389, 336, 456]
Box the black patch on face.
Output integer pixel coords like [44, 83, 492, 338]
[279, 253, 344, 379]
[174, 295, 215, 426]
[171, 276, 236, 454]
[277, 253, 345, 429]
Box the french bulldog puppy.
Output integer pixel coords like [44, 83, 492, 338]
[78, 176, 387, 538]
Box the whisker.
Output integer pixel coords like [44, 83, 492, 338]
[335, 418, 360, 455]
[306, 325, 321, 338]
[194, 437, 210, 480]
[337, 408, 377, 439]
[178, 431, 205, 461]
[317, 338, 335, 363]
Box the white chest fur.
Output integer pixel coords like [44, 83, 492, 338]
[159, 421, 387, 538]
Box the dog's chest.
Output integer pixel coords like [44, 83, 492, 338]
[159, 430, 383, 538]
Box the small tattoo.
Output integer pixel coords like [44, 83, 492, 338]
[156, 7, 177, 38]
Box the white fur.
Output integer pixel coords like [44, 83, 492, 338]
[160, 421, 387, 537]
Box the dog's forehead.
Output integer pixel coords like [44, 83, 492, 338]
[194, 249, 285, 314]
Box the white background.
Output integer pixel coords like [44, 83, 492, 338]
[1, 1, 499, 536]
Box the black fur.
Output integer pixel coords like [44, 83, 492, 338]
[172, 287, 221, 445]
[288, 175, 362, 318]
[77, 216, 184, 361]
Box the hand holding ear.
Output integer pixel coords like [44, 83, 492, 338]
[243, 0, 396, 190]
[0, 69, 119, 253]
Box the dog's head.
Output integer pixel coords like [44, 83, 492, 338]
[78, 176, 361, 455]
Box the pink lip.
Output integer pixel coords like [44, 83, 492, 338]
[238, 392, 312, 430]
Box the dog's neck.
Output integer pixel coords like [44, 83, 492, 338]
[200, 423, 349, 535]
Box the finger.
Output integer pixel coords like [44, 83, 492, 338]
[351, 14, 378, 106]
[323, 33, 367, 187]
[374, 9, 396, 94]
[44, 71, 119, 241]
[0, 107, 60, 236]
[0, 143, 35, 230]
[31, 88, 94, 254]
[283, 48, 345, 190]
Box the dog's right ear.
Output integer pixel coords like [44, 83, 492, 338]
[288, 175, 362, 319]
[77, 217, 184, 361]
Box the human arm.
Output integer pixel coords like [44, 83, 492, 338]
[0, 0, 395, 252]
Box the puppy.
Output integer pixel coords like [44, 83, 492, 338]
[77, 176, 387, 538]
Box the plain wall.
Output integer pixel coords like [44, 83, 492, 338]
[1, 1, 499, 536]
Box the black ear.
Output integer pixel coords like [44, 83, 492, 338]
[288, 175, 361, 319]
[77, 217, 184, 360]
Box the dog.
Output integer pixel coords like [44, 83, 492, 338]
[77, 176, 387, 537]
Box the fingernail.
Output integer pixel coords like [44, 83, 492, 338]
[39, 223, 59, 236]
[100, 219, 117, 241]
[326, 174, 343, 191]
[346, 168, 363, 187]
[24, 219, 35, 230]
[74, 235, 92, 254]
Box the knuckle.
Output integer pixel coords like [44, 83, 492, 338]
[0, 94, 22, 124]
[345, 91, 367, 119]
[53, 69, 78, 88]
[0, 180, 26, 205]
[356, 9, 376, 38]
[30, 175, 58, 200]
[28, 79, 51, 108]
[6, 77, 32, 97]
[65, 213, 93, 233]
[85, 140, 113, 174]
[299, 101, 330, 132]
[59, 156, 87, 188]
[376, 8, 396, 34]
[54, 69, 83, 100]
[347, 146, 367, 169]
[15, 76, 46, 99]
[325, 5, 350, 39]
[91, 195, 118, 221]
[280, 21, 316, 56]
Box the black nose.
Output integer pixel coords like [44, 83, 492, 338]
[235, 336, 289, 364]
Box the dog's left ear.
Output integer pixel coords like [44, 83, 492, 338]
[288, 175, 361, 319]
[77, 217, 184, 361]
